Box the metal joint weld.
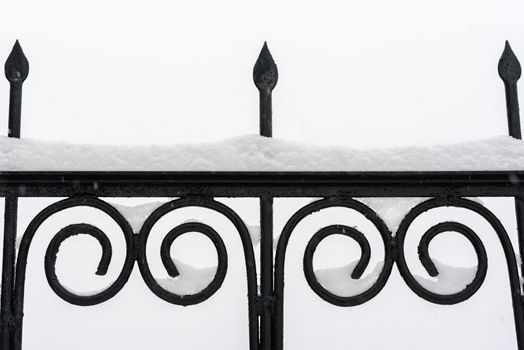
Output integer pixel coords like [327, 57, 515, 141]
[181, 194, 214, 203]
[70, 192, 99, 200]
[131, 234, 140, 261]
[389, 236, 399, 261]
[435, 190, 462, 203]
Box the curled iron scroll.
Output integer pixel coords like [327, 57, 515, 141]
[14, 196, 135, 308]
[136, 197, 259, 350]
[155, 221, 228, 303]
[44, 223, 114, 305]
[395, 197, 514, 305]
[418, 221, 487, 290]
[275, 198, 394, 307]
[160, 222, 227, 281]
[273, 197, 394, 350]
[137, 198, 250, 305]
[303, 224, 373, 304]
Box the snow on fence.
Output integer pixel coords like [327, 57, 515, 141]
[1, 40, 524, 350]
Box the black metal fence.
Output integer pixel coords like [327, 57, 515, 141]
[0, 40, 523, 350]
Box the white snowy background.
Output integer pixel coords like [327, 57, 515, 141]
[1, 0, 524, 349]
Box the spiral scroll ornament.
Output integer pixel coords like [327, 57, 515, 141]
[275, 198, 394, 307]
[15, 196, 135, 308]
[136, 197, 257, 307]
[395, 197, 501, 304]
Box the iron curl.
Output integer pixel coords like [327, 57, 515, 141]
[275, 198, 394, 308]
[396, 197, 496, 304]
[14, 196, 135, 307]
[303, 224, 373, 305]
[136, 197, 257, 307]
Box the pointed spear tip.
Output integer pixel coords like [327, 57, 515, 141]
[253, 41, 278, 91]
[5, 39, 29, 83]
[260, 41, 271, 57]
[503, 40, 514, 54]
[498, 40, 521, 83]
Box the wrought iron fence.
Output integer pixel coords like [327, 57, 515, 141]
[0, 40, 523, 350]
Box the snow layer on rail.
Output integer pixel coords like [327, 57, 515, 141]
[2, 134, 524, 171]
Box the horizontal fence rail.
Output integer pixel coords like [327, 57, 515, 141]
[1, 171, 524, 197]
[1, 40, 524, 350]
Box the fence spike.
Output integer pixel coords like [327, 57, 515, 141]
[4, 40, 29, 84]
[254, 42, 278, 138]
[253, 42, 278, 92]
[498, 41, 521, 140]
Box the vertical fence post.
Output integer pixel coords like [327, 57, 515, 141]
[499, 41, 522, 139]
[1, 40, 28, 350]
[254, 42, 278, 138]
[254, 42, 278, 350]
[499, 40, 524, 347]
[5, 41, 28, 138]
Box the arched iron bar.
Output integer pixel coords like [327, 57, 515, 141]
[11, 196, 135, 350]
[274, 197, 394, 350]
[395, 197, 524, 348]
[136, 197, 259, 350]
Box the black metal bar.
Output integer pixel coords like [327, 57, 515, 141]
[1, 40, 27, 350]
[499, 41, 522, 139]
[259, 195, 273, 350]
[254, 42, 278, 350]
[254, 42, 278, 138]
[500, 42, 524, 343]
[515, 195, 524, 293]
[7, 84, 22, 139]
[1, 195, 17, 350]
[5, 41, 29, 138]
[0, 171, 522, 197]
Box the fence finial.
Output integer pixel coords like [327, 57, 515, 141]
[253, 42, 278, 137]
[5, 40, 29, 138]
[5, 40, 29, 84]
[498, 40, 522, 139]
[253, 42, 278, 92]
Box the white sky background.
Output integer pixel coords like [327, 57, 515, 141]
[1, 0, 524, 349]
[0, 0, 523, 147]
